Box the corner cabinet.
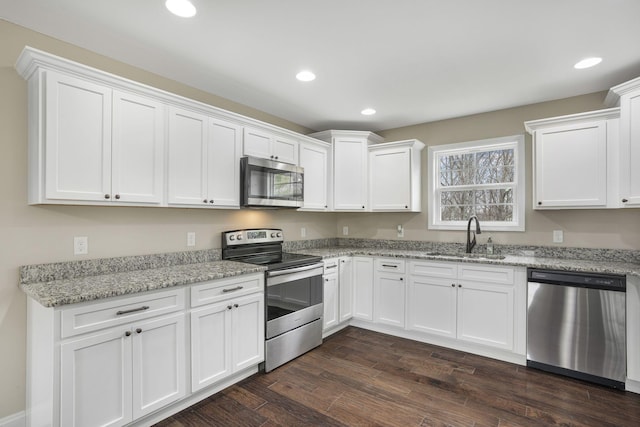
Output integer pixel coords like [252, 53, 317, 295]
[28, 70, 165, 205]
[167, 108, 241, 208]
[369, 140, 424, 211]
[309, 130, 384, 211]
[525, 108, 620, 209]
[607, 76, 640, 207]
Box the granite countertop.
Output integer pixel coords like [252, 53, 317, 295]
[290, 247, 640, 277]
[20, 260, 266, 308]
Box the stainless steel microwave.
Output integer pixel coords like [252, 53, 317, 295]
[240, 156, 304, 208]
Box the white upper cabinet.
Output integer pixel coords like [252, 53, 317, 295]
[525, 108, 620, 209]
[30, 70, 165, 205]
[168, 108, 241, 208]
[369, 139, 424, 212]
[243, 127, 298, 164]
[608, 76, 640, 207]
[309, 130, 384, 211]
[298, 139, 331, 210]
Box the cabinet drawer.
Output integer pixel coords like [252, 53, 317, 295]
[410, 260, 457, 278]
[458, 264, 514, 285]
[191, 273, 263, 308]
[324, 258, 339, 274]
[375, 258, 406, 273]
[61, 287, 186, 338]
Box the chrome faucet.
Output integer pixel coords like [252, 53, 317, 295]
[466, 215, 482, 253]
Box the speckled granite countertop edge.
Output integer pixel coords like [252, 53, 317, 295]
[290, 247, 640, 277]
[21, 260, 266, 308]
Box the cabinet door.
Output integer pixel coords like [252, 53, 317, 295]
[333, 138, 368, 210]
[299, 141, 329, 210]
[534, 121, 607, 208]
[243, 127, 272, 159]
[190, 302, 232, 392]
[339, 257, 353, 322]
[167, 107, 208, 206]
[45, 71, 112, 201]
[374, 273, 406, 328]
[273, 135, 299, 164]
[207, 117, 242, 207]
[231, 293, 265, 371]
[407, 275, 457, 338]
[353, 257, 374, 321]
[323, 272, 339, 330]
[112, 90, 164, 204]
[620, 91, 640, 207]
[456, 281, 514, 351]
[60, 327, 132, 427]
[370, 147, 411, 210]
[132, 313, 186, 419]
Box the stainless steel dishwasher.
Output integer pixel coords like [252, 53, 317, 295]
[527, 268, 626, 389]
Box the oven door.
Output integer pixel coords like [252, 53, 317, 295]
[265, 263, 324, 339]
[241, 156, 304, 208]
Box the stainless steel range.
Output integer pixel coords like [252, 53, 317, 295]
[221, 228, 324, 372]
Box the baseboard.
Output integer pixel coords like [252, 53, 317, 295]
[626, 378, 640, 394]
[0, 411, 25, 427]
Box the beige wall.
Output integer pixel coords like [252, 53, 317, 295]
[341, 94, 640, 249]
[2, 18, 640, 420]
[0, 20, 335, 418]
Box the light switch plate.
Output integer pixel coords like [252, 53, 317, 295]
[397, 225, 404, 238]
[301, 227, 307, 238]
[342, 226, 349, 236]
[187, 232, 196, 247]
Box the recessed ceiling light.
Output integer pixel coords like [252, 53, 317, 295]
[574, 57, 602, 69]
[361, 108, 376, 116]
[296, 70, 316, 82]
[165, 0, 197, 18]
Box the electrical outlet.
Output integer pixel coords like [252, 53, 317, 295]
[342, 226, 349, 236]
[397, 224, 404, 238]
[553, 230, 563, 243]
[74, 236, 88, 255]
[300, 227, 307, 238]
[187, 232, 196, 247]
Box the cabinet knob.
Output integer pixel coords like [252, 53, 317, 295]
[115, 194, 120, 200]
[405, 205, 408, 209]
[104, 194, 110, 199]
[270, 155, 274, 159]
[234, 303, 239, 308]
[451, 284, 455, 287]
[125, 331, 132, 337]
[325, 205, 328, 208]
[227, 305, 233, 310]
[136, 328, 142, 334]
[203, 199, 208, 204]
[399, 277, 404, 281]
[458, 284, 462, 288]
[209, 200, 214, 204]
[537, 201, 542, 205]
[275, 156, 279, 160]
[362, 205, 365, 209]
[622, 198, 629, 203]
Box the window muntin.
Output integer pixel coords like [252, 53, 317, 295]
[428, 135, 525, 231]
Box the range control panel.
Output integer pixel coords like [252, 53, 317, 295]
[222, 228, 284, 247]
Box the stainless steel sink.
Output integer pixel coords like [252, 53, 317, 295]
[426, 252, 506, 260]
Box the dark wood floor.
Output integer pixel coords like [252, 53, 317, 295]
[155, 326, 640, 426]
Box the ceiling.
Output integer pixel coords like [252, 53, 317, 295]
[2, 0, 640, 132]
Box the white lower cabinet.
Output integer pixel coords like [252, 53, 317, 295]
[59, 302, 186, 427]
[352, 257, 374, 321]
[407, 260, 521, 353]
[323, 257, 353, 334]
[373, 259, 406, 328]
[190, 292, 264, 392]
[26, 274, 265, 427]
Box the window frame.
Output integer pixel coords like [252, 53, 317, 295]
[427, 134, 525, 232]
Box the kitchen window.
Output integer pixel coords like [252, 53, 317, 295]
[428, 135, 525, 231]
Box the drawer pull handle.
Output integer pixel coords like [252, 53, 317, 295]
[325, 265, 337, 270]
[382, 264, 398, 268]
[222, 286, 244, 293]
[116, 305, 150, 316]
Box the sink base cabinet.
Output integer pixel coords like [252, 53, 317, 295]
[25, 274, 265, 427]
[353, 258, 527, 366]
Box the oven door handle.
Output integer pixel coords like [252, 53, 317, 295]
[266, 262, 325, 277]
